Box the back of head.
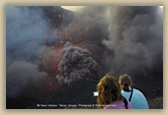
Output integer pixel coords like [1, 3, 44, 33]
[97, 73, 123, 108]
[119, 74, 132, 91]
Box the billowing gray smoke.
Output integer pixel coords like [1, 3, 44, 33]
[102, 6, 163, 76]
[6, 6, 61, 101]
[61, 6, 163, 78]
[56, 41, 101, 85]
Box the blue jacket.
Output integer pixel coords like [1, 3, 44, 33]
[121, 87, 149, 109]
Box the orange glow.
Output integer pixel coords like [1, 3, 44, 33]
[92, 10, 94, 12]
[62, 14, 64, 18]
[95, 33, 97, 35]
[40, 56, 42, 58]
[79, 33, 82, 35]
[58, 27, 60, 30]
[50, 84, 52, 86]
[70, 37, 73, 40]
[58, 14, 61, 17]
[46, 22, 48, 24]
[47, 57, 49, 59]
[58, 73, 61, 76]
[53, 6, 55, 8]
[66, 32, 68, 35]
[104, 52, 107, 54]
[47, 16, 49, 18]
[69, 24, 72, 27]
[53, 9, 55, 12]
[86, 27, 89, 29]
[17, 25, 19, 27]
[50, 25, 53, 27]
[40, 22, 42, 24]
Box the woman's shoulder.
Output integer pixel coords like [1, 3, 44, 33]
[132, 88, 146, 97]
[104, 100, 133, 109]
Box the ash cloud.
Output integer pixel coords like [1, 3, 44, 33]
[103, 6, 163, 76]
[56, 41, 101, 85]
[6, 6, 62, 101]
[61, 6, 163, 77]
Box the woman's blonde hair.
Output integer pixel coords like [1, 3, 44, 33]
[119, 74, 132, 91]
[97, 73, 123, 109]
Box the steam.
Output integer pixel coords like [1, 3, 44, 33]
[56, 41, 101, 85]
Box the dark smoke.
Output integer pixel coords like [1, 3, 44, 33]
[60, 6, 163, 77]
[103, 6, 163, 77]
[56, 41, 101, 85]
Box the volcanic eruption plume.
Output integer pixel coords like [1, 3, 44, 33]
[59, 6, 163, 78]
[56, 41, 101, 85]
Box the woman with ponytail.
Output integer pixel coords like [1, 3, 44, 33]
[96, 73, 133, 109]
[119, 74, 149, 109]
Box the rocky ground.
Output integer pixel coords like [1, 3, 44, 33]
[28, 73, 163, 109]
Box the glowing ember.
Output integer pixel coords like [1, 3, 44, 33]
[69, 24, 72, 27]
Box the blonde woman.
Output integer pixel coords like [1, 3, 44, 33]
[97, 74, 133, 109]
